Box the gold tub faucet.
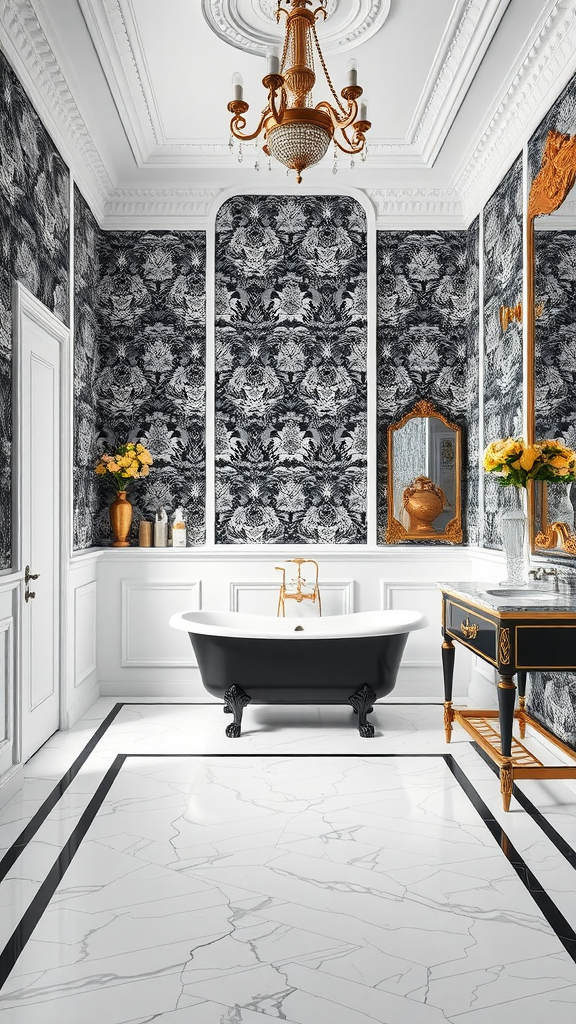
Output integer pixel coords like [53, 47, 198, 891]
[275, 558, 322, 617]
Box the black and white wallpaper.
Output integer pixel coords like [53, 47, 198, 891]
[0, 49, 70, 570]
[482, 154, 524, 549]
[465, 218, 480, 546]
[376, 229, 477, 542]
[73, 187, 102, 550]
[93, 230, 206, 545]
[215, 196, 367, 544]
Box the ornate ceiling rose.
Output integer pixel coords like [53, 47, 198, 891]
[202, 0, 391, 56]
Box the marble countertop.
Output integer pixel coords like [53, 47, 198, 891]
[438, 580, 576, 614]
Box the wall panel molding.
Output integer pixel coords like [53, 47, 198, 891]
[230, 580, 355, 616]
[73, 581, 97, 688]
[121, 579, 201, 668]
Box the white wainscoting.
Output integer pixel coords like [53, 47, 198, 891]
[0, 581, 20, 805]
[94, 546, 477, 701]
[380, 579, 470, 701]
[74, 581, 97, 687]
[121, 580, 201, 667]
[65, 554, 100, 728]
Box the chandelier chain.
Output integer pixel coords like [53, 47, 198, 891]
[311, 23, 347, 116]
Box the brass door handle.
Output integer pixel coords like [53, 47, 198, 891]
[25, 589, 35, 603]
[25, 565, 40, 584]
[460, 618, 479, 640]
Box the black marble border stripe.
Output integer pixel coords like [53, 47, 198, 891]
[1, 750, 576, 991]
[0, 754, 126, 991]
[472, 741, 576, 870]
[0, 704, 124, 880]
[445, 754, 576, 961]
[0, 703, 124, 883]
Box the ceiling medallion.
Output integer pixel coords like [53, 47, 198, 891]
[202, 0, 390, 55]
[226, 0, 372, 183]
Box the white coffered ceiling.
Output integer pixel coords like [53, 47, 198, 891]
[1, 0, 576, 227]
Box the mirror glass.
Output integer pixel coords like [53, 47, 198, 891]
[530, 130, 576, 556]
[386, 401, 462, 543]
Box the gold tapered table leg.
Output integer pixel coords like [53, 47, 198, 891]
[443, 701, 454, 743]
[500, 759, 513, 812]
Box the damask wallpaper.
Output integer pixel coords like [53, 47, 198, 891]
[214, 195, 367, 545]
[0, 50, 70, 570]
[95, 231, 206, 545]
[74, 187, 102, 550]
[482, 154, 524, 549]
[465, 218, 480, 547]
[376, 229, 477, 542]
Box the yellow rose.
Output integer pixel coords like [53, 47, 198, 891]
[140, 464, 149, 476]
[108, 462, 119, 473]
[550, 456, 568, 468]
[519, 445, 539, 472]
[95, 463, 106, 475]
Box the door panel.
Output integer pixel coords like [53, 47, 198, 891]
[18, 292, 62, 761]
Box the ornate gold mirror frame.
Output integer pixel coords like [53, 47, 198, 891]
[386, 400, 462, 544]
[527, 129, 576, 555]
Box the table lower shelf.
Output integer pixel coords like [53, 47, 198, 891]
[445, 703, 576, 810]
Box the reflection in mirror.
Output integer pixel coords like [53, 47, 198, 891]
[386, 400, 462, 544]
[529, 127, 576, 556]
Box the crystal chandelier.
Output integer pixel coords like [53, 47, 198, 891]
[227, 0, 371, 183]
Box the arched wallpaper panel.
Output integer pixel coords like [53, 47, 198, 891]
[214, 195, 368, 545]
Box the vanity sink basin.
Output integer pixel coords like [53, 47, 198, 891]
[483, 588, 560, 603]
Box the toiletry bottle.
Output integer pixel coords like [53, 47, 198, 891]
[172, 507, 187, 548]
[154, 507, 168, 547]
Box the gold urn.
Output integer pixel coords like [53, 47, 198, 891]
[402, 476, 446, 535]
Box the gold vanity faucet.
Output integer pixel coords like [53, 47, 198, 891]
[275, 558, 322, 617]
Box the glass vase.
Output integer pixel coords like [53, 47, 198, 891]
[499, 486, 528, 587]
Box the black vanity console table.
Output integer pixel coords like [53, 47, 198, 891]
[439, 582, 576, 810]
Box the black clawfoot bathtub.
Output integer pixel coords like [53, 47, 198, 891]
[170, 610, 427, 738]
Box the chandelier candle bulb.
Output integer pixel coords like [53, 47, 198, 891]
[231, 72, 243, 102]
[266, 47, 280, 76]
[360, 100, 368, 121]
[346, 58, 358, 87]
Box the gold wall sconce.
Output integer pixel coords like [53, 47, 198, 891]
[276, 558, 321, 617]
[499, 302, 522, 332]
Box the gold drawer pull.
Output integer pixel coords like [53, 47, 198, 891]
[461, 618, 479, 640]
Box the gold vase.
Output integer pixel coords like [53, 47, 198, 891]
[110, 491, 133, 547]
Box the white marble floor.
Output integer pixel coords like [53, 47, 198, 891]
[1, 701, 576, 1022]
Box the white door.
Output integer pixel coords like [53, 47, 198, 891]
[16, 286, 64, 762]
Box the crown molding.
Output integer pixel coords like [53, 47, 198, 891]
[101, 186, 467, 231]
[103, 189, 221, 229]
[367, 188, 465, 230]
[410, 0, 511, 165]
[0, 0, 112, 221]
[455, 0, 576, 223]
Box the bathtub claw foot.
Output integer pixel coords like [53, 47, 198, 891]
[349, 685, 377, 738]
[223, 685, 252, 738]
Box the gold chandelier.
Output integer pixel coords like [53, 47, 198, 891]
[227, 0, 371, 183]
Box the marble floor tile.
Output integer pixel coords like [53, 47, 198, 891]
[2, 752, 576, 1022]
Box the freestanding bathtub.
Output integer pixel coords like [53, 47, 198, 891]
[169, 609, 427, 738]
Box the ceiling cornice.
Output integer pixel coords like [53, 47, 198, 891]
[455, 0, 576, 223]
[103, 189, 221, 229]
[366, 189, 464, 230]
[0, 0, 112, 222]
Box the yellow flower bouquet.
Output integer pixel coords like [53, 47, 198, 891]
[95, 442, 153, 491]
[483, 437, 576, 487]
